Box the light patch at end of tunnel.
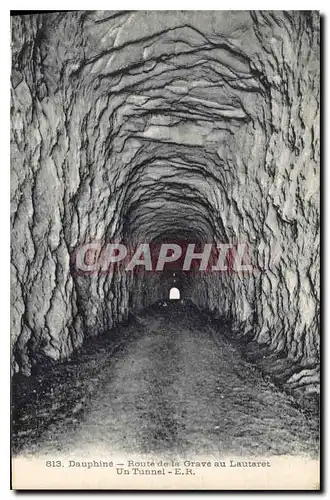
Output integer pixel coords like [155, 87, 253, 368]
[169, 287, 181, 300]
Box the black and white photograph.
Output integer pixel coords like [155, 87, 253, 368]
[10, 9, 320, 490]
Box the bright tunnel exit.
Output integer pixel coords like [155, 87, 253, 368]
[169, 287, 180, 300]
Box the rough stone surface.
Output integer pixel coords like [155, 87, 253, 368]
[11, 11, 320, 403]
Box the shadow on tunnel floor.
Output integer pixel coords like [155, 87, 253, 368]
[11, 300, 319, 459]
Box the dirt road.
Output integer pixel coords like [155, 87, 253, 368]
[12, 303, 319, 458]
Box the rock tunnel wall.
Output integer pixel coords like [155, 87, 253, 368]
[11, 11, 320, 400]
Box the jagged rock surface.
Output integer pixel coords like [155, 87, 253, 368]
[11, 11, 320, 403]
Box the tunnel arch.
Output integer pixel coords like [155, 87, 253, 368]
[10, 11, 320, 406]
[169, 287, 180, 300]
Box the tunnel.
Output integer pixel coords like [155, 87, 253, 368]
[11, 11, 320, 462]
